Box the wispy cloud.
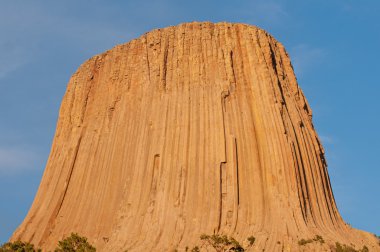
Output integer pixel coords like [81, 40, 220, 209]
[243, 0, 288, 25]
[290, 44, 327, 77]
[253, 1, 288, 23]
[0, 147, 40, 174]
[341, 3, 353, 12]
[0, 1, 134, 79]
[0, 43, 31, 79]
[319, 135, 335, 145]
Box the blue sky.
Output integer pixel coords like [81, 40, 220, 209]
[0, 0, 379, 243]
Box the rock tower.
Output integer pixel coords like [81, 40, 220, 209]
[12, 22, 379, 251]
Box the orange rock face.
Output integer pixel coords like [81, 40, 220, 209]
[11, 22, 379, 251]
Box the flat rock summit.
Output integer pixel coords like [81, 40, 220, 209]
[12, 22, 379, 251]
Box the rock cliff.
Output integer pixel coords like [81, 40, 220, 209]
[11, 22, 379, 251]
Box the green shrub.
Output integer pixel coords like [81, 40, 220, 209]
[247, 236, 256, 246]
[313, 235, 324, 244]
[298, 238, 313, 246]
[54, 233, 96, 252]
[335, 242, 356, 252]
[298, 235, 324, 246]
[193, 234, 256, 252]
[199, 234, 244, 252]
[0, 241, 41, 252]
[361, 245, 369, 252]
[191, 246, 200, 252]
[335, 242, 369, 252]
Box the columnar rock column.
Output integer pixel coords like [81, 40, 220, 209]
[12, 22, 379, 251]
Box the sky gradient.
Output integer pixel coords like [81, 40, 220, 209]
[0, 0, 379, 243]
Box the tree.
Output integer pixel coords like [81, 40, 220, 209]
[54, 233, 96, 252]
[0, 240, 41, 252]
[199, 234, 244, 252]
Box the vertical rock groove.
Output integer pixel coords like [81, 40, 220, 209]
[11, 22, 379, 252]
[234, 138, 240, 206]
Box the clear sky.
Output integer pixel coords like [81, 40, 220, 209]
[0, 0, 379, 243]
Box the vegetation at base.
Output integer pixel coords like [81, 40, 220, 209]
[190, 246, 200, 252]
[3, 233, 375, 251]
[0, 233, 96, 252]
[200, 234, 244, 252]
[0, 241, 41, 252]
[297, 236, 370, 251]
[54, 233, 96, 252]
[187, 234, 255, 252]
[314, 235, 325, 244]
[247, 236, 255, 246]
[298, 238, 312, 246]
[298, 235, 324, 246]
[334, 242, 369, 252]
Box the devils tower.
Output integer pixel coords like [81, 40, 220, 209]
[11, 22, 379, 251]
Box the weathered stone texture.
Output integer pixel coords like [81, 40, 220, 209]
[12, 22, 379, 251]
